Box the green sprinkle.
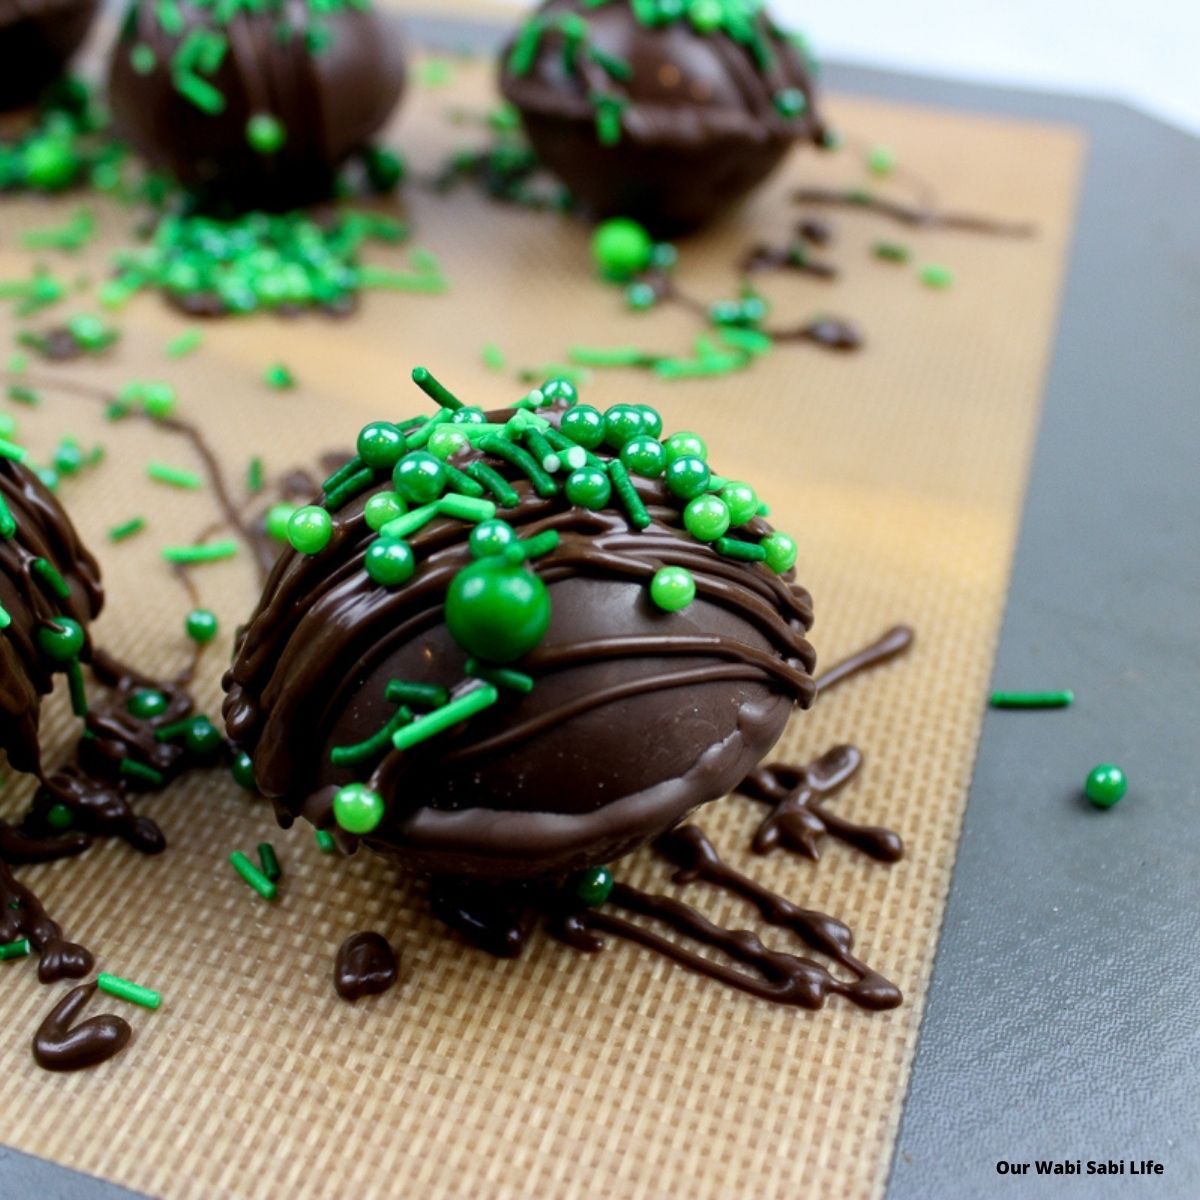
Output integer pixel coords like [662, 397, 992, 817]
[464, 659, 535, 694]
[411, 366, 464, 411]
[0, 938, 31, 961]
[1085, 764, 1127, 809]
[478, 434, 557, 498]
[229, 850, 277, 901]
[867, 144, 896, 176]
[120, 758, 165, 786]
[515, 530, 559, 560]
[161, 540, 238, 564]
[989, 690, 1075, 710]
[873, 241, 911, 264]
[166, 329, 203, 358]
[0, 604, 12, 630]
[574, 866, 614, 908]
[264, 363, 295, 390]
[314, 829, 336, 853]
[246, 113, 286, 154]
[607, 459, 650, 530]
[66, 659, 88, 716]
[385, 681, 450, 709]
[147, 461, 202, 490]
[482, 343, 506, 371]
[324, 466, 375, 513]
[464, 462, 519, 507]
[329, 706, 412, 767]
[130, 43, 157, 73]
[392, 684, 499, 752]
[714, 536, 768, 562]
[380, 501, 440, 540]
[437, 493, 497, 523]
[97, 972, 161, 1010]
[920, 263, 955, 289]
[5, 387, 39, 409]
[45, 803, 73, 831]
[247, 457, 264, 494]
[152, 716, 193, 743]
[569, 345, 654, 368]
[322, 456, 366, 496]
[0, 495, 14, 540]
[173, 70, 225, 115]
[31, 558, 70, 600]
[257, 842, 281, 883]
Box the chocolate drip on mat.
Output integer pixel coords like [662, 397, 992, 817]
[334, 931, 399, 1000]
[32, 982, 131, 1071]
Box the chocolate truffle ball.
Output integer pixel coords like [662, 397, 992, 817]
[224, 375, 815, 881]
[0, 0, 99, 111]
[499, 0, 824, 234]
[0, 457, 102, 775]
[107, 0, 406, 210]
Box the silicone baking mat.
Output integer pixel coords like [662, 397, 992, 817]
[0, 24, 1083, 1200]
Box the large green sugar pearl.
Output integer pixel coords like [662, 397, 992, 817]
[721, 481, 758, 525]
[393, 451, 446, 504]
[621, 435, 666, 477]
[128, 688, 168, 719]
[591, 217, 653, 281]
[684, 495, 731, 542]
[603, 404, 645, 449]
[24, 138, 75, 190]
[1085, 764, 1127, 809]
[663, 431, 707, 464]
[364, 491, 406, 531]
[445, 558, 551, 663]
[38, 617, 85, 662]
[762, 531, 798, 574]
[427, 426, 471, 460]
[365, 537, 415, 587]
[185, 716, 223, 757]
[450, 406, 488, 426]
[185, 608, 219, 644]
[560, 404, 605, 449]
[650, 566, 696, 612]
[469, 519, 518, 558]
[636, 405, 664, 438]
[565, 466, 612, 509]
[665, 455, 711, 500]
[333, 783, 386, 835]
[540, 377, 578, 407]
[357, 422, 406, 469]
[287, 506, 333, 555]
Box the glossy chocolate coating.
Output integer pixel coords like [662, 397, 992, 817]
[107, 0, 406, 210]
[499, 0, 823, 234]
[224, 414, 815, 882]
[0, 0, 98, 111]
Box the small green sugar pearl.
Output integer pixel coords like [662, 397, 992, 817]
[684, 495, 731, 542]
[602, 404, 645, 449]
[185, 716, 223, 757]
[665, 455, 711, 501]
[636, 405, 663, 439]
[621, 435, 666, 478]
[565, 466, 612, 510]
[393, 451, 446, 504]
[450, 406, 488, 426]
[246, 113, 286, 154]
[560, 405, 605, 449]
[364, 492, 406, 531]
[365, 537, 415, 587]
[663, 431, 707, 464]
[540, 377, 578, 407]
[575, 865, 614, 907]
[287, 506, 333, 555]
[1085, 764, 1127, 809]
[265, 503, 296, 542]
[128, 688, 168, 719]
[650, 566, 696, 612]
[774, 87, 808, 118]
[46, 803, 74, 831]
[591, 217, 653, 281]
[185, 608, 219, 644]
[762, 531, 798, 574]
[142, 382, 177, 419]
[721, 481, 758, 526]
[357, 421, 406, 469]
[333, 782, 386, 835]
[38, 617, 84, 662]
[626, 282, 657, 311]
[469, 519, 518, 558]
[867, 144, 896, 176]
[231, 751, 256, 791]
[427, 426, 471, 460]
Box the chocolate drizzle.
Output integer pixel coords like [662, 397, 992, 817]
[333, 931, 399, 1001]
[792, 187, 1037, 237]
[32, 982, 132, 1071]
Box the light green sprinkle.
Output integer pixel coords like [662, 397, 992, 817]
[147, 461, 202, 490]
[161, 540, 238, 564]
[247, 457, 264, 494]
[380, 502, 440, 540]
[437, 493, 497, 523]
[482, 342, 506, 371]
[989, 690, 1074, 709]
[920, 263, 955, 289]
[264, 363, 295, 390]
[229, 850, 277, 901]
[392, 685, 499, 752]
[0, 437, 28, 462]
[867, 144, 896, 176]
[873, 241, 911, 263]
[166, 329, 203, 358]
[0, 938, 30, 961]
[108, 516, 146, 542]
[97, 972, 161, 1009]
[6, 386, 39, 408]
[315, 829, 336, 853]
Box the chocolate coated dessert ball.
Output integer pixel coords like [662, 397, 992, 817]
[107, 0, 406, 210]
[224, 371, 815, 881]
[499, 0, 824, 234]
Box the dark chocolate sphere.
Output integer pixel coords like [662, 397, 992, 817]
[0, 459, 102, 775]
[0, 0, 99, 111]
[499, 0, 823, 234]
[224, 391, 815, 881]
[107, 0, 406, 210]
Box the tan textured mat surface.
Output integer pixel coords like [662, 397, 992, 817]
[0, 48, 1082, 1200]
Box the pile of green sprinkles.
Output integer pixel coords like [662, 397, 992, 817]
[263, 366, 799, 838]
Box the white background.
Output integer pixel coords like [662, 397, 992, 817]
[497, 0, 1200, 136]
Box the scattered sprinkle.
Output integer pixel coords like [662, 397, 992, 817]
[165, 329, 203, 358]
[229, 850, 277, 901]
[989, 690, 1074, 709]
[919, 263, 955, 289]
[146, 461, 202, 490]
[264, 363, 295, 390]
[97, 972, 161, 1010]
[161, 540, 238, 564]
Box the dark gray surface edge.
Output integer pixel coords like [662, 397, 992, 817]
[5, 14, 1198, 1200]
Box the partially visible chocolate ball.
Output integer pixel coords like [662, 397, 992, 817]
[107, 0, 406, 210]
[0, 0, 99, 111]
[499, 0, 824, 234]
